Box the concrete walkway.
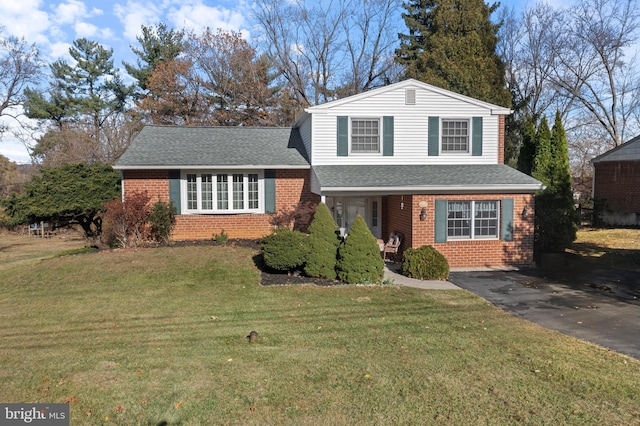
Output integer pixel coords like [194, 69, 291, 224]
[383, 264, 460, 290]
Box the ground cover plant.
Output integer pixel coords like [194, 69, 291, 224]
[0, 230, 639, 424]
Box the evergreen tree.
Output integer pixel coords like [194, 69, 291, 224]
[304, 203, 341, 280]
[336, 215, 384, 284]
[396, 0, 511, 107]
[124, 23, 184, 94]
[1, 163, 121, 239]
[534, 111, 577, 254]
[531, 116, 552, 187]
[516, 116, 537, 176]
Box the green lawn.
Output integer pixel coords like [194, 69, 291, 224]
[1, 233, 639, 425]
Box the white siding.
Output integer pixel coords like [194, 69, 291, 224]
[309, 84, 502, 166]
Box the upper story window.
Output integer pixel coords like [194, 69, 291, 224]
[447, 200, 499, 239]
[351, 118, 380, 153]
[184, 171, 262, 214]
[442, 119, 469, 153]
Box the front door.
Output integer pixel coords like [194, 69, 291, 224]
[329, 197, 381, 239]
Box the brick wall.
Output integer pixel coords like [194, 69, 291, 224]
[386, 193, 535, 269]
[122, 169, 317, 240]
[593, 161, 640, 214]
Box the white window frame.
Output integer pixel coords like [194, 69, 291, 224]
[350, 117, 381, 154]
[441, 118, 470, 153]
[182, 170, 264, 214]
[447, 200, 500, 240]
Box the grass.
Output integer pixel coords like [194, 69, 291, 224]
[1, 230, 639, 425]
[567, 227, 640, 270]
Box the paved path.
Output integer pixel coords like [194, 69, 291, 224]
[384, 263, 640, 360]
[448, 269, 640, 360]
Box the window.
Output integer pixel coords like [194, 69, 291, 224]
[447, 200, 499, 239]
[184, 171, 263, 213]
[442, 119, 469, 152]
[351, 118, 380, 153]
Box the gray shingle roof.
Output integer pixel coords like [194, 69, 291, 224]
[313, 164, 543, 193]
[114, 125, 310, 168]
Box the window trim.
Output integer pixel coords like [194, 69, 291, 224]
[182, 170, 264, 214]
[446, 200, 500, 240]
[350, 117, 381, 154]
[441, 118, 470, 154]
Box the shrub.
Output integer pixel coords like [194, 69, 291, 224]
[336, 215, 384, 284]
[401, 245, 450, 280]
[213, 229, 229, 243]
[261, 227, 309, 273]
[148, 200, 177, 245]
[102, 191, 151, 248]
[304, 203, 341, 279]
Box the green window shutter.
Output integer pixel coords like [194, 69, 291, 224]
[264, 170, 276, 213]
[337, 116, 348, 156]
[428, 116, 439, 156]
[168, 170, 181, 215]
[501, 198, 514, 241]
[435, 199, 447, 243]
[472, 117, 483, 156]
[383, 116, 394, 156]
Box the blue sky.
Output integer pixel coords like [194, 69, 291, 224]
[0, 0, 535, 163]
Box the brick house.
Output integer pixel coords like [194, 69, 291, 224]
[114, 79, 542, 269]
[591, 135, 640, 226]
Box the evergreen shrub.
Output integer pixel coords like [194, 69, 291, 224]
[148, 200, 177, 245]
[336, 215, 384, 284]
[261, 227, 309, 272]
[401, 245, 450, 280]
[304, 203, 341, 279]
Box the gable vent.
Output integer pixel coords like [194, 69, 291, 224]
[405, 88, 416, 105]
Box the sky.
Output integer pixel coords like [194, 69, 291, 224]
[0, 0, 532, 164]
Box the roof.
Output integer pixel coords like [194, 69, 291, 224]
[313, 164, 543, 195]
[296, 79, 512, 126]
[591, 135, 640, 163]
[114, 125, 310, 170]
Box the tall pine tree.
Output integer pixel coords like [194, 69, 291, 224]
[396, 0, 511, 107]
[534, 111, 576, 255]
[531, 116, 552, 187]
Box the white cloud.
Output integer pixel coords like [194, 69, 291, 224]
[0, 0, 50, 44]
[113, 1, 162, 41]
[75, 21, 99, 38]
[49, 41, 73, 61]
[53, 0, 104, 24]
[166, 2, 247, 35]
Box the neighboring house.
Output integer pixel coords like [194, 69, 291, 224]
[114, 79, 543, 269]
[591, 135, 640, 226]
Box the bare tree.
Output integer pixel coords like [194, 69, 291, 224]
[253, 0, 402, 107]
[499, 3, 565, 121]
[551, 0, 640, 147]
[0, 30, 43, 136]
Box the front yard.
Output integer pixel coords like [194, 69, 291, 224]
[0, 231, 639, 424]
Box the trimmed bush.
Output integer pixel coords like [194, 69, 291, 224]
[148, 200, 177, 245]
[401, 245, 450, 280]
[336, 215, 384, 284]
[304, 203, 341, 279]
[261, 227, 309, 273]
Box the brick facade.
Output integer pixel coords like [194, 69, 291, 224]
[593, 160, 640, 214]
[122, 169, 319, 240]
[384, 193, 535, 269]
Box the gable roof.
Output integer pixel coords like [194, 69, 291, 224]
[313, 164, 543, 194]
[591, 135, 640, 163]
[114, 125, 310, 170]
[296, 79, 511, 126]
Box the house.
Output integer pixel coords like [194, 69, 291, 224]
[591, 135, 640, 226]
[114, 79, 543, 269]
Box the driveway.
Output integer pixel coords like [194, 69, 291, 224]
[448, 266, 640, 360]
